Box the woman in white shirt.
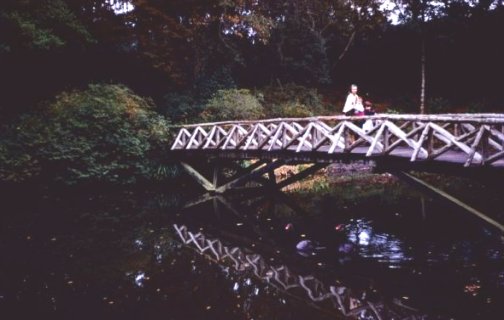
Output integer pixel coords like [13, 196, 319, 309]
[342, 84, 364, 116]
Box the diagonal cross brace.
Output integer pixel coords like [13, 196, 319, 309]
[216, 160, 285, 193]
[180, 162, 215, 192]
[393, 171, 504, 233]
[275, 163, 328, 190]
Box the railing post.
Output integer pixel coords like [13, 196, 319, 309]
[344, 125, 352, 151]
[427, 128, 434, 155]
[383, 126, 389, 154]
[501, 124, 504, 150]
[481, 128, 489, 164]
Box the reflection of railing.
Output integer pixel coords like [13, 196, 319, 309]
[174, 224, 426, 319]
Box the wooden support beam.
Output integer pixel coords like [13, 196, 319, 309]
[392, 171, 504, 233]
[226, 160, 268, 184]
[213, 163, 219, 188]
[180, 162, 215, 192]
[183, 192, 215, 209]
[268, 169, 277, 185]
[216, 160, 285, 193]
[276, 163, 328, 190]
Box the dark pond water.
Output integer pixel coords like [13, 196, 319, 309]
[0, 173, 503, 320]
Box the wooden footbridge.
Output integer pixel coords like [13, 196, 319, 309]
[171, 114, 504, 168]
[170, 114, 504, 232]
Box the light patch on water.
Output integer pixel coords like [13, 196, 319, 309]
[134, 272, 146, 287]
[107, 0, 134, 15]
[347, 219, 411, 264]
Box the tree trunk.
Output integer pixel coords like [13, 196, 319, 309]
[420, 36, 426, 114]
[337, 30, 357, 63]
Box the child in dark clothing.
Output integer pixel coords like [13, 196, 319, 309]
[362, 100, 376, 133]
[364, 100, 375, 116]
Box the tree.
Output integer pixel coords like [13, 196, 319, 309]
[5, 84, 172, 184]
[390, 0, 435, 113]
[0, 0, 95, 51]
[260, 0, 385, 85]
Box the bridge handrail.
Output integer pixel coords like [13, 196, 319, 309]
[170, 113, 504, 129]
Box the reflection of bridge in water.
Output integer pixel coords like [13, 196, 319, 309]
[170, 114, 504, 232]
[174, 224, 426, 319]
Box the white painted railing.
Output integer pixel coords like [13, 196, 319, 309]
[171, 114, 504, 167]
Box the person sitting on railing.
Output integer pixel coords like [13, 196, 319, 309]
[342, 84, 364, 116]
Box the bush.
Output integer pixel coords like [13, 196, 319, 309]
[161, 92, 202, 124]
[0, 126, 40, 182]
[193, 67, 236, 101]
[467, 99, 491, 113]
[200, 89, 264, 122]
[260, 83, 325, 117]
[427, 97, 451, 114]
[3, 84, 173, 185]
[160, 67, 236, 124]
[269, 102, 314, 118]
[388, 95, 417, 113]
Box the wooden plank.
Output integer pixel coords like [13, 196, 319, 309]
[312, 122, 343, 151]
[221, 125, 238, 150]
[186, 126, 208, 149]
[429, 123, 482, 162]
[345, 121, 383, 146]
[180, 162, 215, 192]
[329, 122, 347, 154]
[171, 114, 504, 131]
[283, 123, 311, 150]
[464, 125, 487, 166]
[486, 150, 504, 164]
[411, 124, 431, 161]
[257, 123, 280, 150]
[296, 123, 314, 152]
[385, 123, 426, 156]
[201, 126, 218, 149]
[384, 121, 428, 157]
[267, 123, 285, 151]
[233, 125, 255, 149]
[244, 124, 261, 150]
[427, 127, 480, 160]
[366, 121, 387, 156]
[171, 128, 189, 150]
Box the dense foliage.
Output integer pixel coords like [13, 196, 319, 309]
[0, 84, 173, 184]
[201, 89, 264, 122]
[260, 83, 327, 117]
